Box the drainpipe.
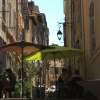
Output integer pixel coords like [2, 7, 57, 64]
[80, 0, 87, 80]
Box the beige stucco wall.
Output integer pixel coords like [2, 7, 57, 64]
[81, 0, 100, 79]
[88, 53, 100, 79]
[87, 0, 100, 79]
[26, 18, 33, 42]
[64, 0, 72, 47]
[82, 0, 91, 56]
[0, 0, 16, 43]
[95, 0, 100, 49]
[64, 0, 100, 80]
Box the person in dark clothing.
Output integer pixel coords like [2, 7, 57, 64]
[71, 69, 83, 82]
[56, 68, 70, 98]
[68, 79, 84, 98]
[68, 69, 84, 98]
[5, 68, 16, 97]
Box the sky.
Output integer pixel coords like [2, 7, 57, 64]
[28, 0, 64, 46]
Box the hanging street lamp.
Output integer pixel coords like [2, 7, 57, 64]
[57, 22, 63, 41]
[57, 30, 63, 40]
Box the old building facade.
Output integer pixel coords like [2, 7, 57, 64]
[27, 1, 49, 46]
[64, 0, 100, 80]
[64, 0, 82, 48]
[0, 0, 17, 71]
[81, 0, 100, 80]
[0, 0, 49, 72]
[63, 0, 84, 78]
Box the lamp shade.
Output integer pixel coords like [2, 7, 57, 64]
[57, 30, 62, 40]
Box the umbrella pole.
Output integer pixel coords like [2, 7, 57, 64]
[54, 58, 57, 83]
[21, 47, 24, 98]
[54, 57, 57, 100]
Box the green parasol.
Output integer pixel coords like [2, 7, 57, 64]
[24, 46, 83, 88]
[25, 46, 83, 62]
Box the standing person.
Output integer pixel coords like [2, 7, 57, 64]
[5, 68, 16, 97]
[56, 68, 70, 98]
[71, 69, 83, 82]
[68, 69, 84, 98]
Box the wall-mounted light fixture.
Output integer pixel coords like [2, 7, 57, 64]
[57, 22, 63, 40]
[57, 30, 62, 40]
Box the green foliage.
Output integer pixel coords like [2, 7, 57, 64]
[14, 79, 32, 98]
[14, 61, 40, 97]
[50, 44, 59, 47]
[23, 79, 32, 97]
[14, 62, 38, 97]
[14, 80, 22, 97]
[24, 61, 38, 78]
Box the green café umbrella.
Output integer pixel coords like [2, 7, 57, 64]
[25, 46, 83, 62]
[25, 46, 83, 87]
